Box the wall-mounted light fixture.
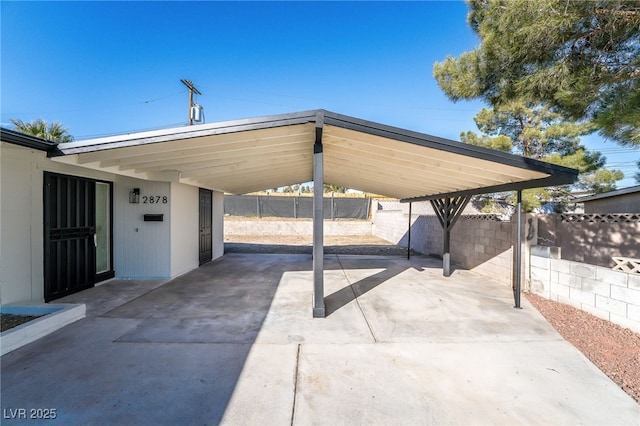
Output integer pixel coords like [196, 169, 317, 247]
[129, 188, 140, 204]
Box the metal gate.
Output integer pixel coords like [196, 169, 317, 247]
[44, 173, 112, 301]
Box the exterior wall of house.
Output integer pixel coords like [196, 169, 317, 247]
[170, 182, 199, 277]
[584, 193, 640, 213]
[1, 143, 116, 303]
[212, 190, 225, 260]
[1, 144, 42, 304]
[113, 177, 172, 279]
[0, 142, 224, 304]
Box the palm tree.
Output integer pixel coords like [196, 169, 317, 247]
[10, 118, 74, 143]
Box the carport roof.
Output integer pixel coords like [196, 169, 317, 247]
[49, 109, 578, 200]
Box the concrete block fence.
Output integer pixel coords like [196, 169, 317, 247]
[225, 219, 373, 236]
[530, 246, 640, 333]
[371, 201, 516, 287]
[225, 201, 640, 333]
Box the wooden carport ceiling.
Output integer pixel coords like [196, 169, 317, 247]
[322, 125, 548, 200]
[50, 110, 578, 199]
[53, 117, 317, 195]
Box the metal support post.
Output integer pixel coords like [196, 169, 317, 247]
[312, 116, 326, 318]
[514, 190, 523, 309]
[430, 196, 471, 277]
[443, 198, 452, 276]
[331, 193, 335, 220]
[407, 202, 412, 260]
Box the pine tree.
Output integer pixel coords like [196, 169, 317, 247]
[462, 102, 623, 211]
[433, 0, 640, 146]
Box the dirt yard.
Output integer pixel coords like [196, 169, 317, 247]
[224, 234, 412, 256]
[526, 293, 640, 403]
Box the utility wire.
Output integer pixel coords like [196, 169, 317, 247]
[141, 91, 184, 104]
[1, 91, 187, 117]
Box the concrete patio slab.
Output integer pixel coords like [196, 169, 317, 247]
[56, 279, 168, 317]
[1, 253, 638, 425]
[293, 341, 635, 425]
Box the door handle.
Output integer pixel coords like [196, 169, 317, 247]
[94, 233, 98, 248]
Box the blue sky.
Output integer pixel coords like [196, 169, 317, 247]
[2, 1, 638, 186]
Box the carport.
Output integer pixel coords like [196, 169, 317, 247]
[51, 109, 578, 317]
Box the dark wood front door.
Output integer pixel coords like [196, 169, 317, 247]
[199, 188, 213, 265]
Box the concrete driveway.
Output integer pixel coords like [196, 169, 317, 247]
[2, 253, 638, 425]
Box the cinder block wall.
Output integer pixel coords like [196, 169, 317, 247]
[371, 201, 517, 286]
[225, 219, 373, 236]
[449, 219, 514, 286]
[537, 215, 640, 267]
[530, 248, 640, 333]
[371, 210, 411, 245]
[370, 200, 436, 246]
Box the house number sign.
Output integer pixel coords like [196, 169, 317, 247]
[142, 195, 168, 204]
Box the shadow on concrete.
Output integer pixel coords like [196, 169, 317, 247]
[226, 240, 427, 317]
[325, 262, 413, 316]
[0, 253, 437, 424]
[1, 255, 306, 424]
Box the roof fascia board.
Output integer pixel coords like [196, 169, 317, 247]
[50, 110, 322, 157]
[321, 110, 578, 177]
[48, 107, 576, 184]
[1, 128, 57, 151]
[399, 175, 578, 203]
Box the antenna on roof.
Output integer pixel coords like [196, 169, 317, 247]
[180, 79, 203, 125]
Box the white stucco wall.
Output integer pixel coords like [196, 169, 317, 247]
[1, 143, 117, 303]
[1, 142, 225, 304]
[0, 144, 39, 304]
[112, 177, 172, 279]
[170, 182, 199, 277]
[212, 190, 224, 260]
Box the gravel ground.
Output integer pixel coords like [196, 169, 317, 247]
[1, 314, 42, 332]
[224, 234, 412, 256]
[526, 292, 640, 403]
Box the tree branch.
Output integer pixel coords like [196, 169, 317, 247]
[595, 8, 640, 19]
